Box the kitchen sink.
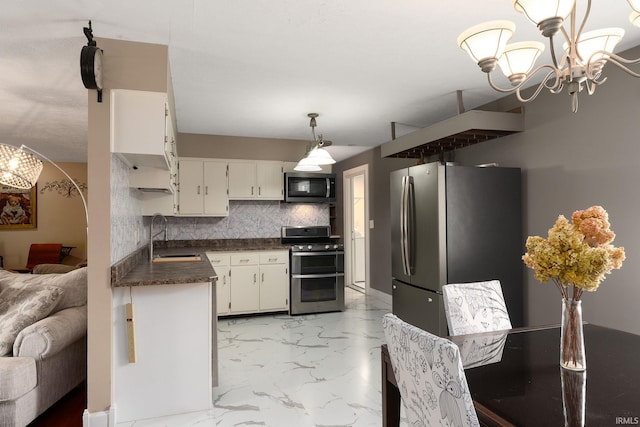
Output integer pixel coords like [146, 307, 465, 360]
[152, 254, 202, 263]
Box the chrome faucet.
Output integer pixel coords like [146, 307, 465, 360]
[149, 213, 168, 261]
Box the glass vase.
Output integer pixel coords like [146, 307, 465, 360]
[560, 299, 586, 371]
[561, 368, 586, 427]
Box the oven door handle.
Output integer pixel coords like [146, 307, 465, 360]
[291, 273, 345, 279]
[291, 251, 344, 257]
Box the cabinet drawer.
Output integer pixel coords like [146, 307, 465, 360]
[259, 251, 288, 264]
[206, 252, 230, 266]
[230, 253, 260, 266]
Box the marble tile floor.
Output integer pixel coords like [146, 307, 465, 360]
[116, 287, 408, 427]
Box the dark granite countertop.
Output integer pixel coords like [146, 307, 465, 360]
[111, 238, 291, 288]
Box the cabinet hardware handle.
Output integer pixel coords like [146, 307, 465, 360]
[261, 273, 264, 282]
[223, 276, 226, 284]
[197, 185, 201, 195]
[269, 257, 277, 262]
[253, 273, 257, 283]
[205, 186, 209, 195]
[240, 259, 249, 263]
[259, 187, 261, 195]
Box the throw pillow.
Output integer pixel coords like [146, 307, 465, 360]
[0, 267, 87, 312]
[0, 285, 61, 356]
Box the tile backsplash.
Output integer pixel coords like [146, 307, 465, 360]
[111, 155, 147, 264]
[146, 201, 329, 240]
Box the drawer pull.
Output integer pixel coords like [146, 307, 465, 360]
[269, 257, 277, 262]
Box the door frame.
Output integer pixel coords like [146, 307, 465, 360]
[343, 164, 370, 293]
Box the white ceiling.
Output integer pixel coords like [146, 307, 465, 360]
[2, 1, 640, 163]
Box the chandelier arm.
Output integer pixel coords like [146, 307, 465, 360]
[591, 52, 640, 79]
[19, 145, 88, 226]
[585, 79, 596, 95]
[575, 0, 591, 48]
[515, 70, 562, 103]
[487, 67, 561, 105]
[549, 36, 561, 70]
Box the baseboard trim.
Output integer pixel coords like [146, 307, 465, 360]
[368, 287, 391, 306]
[83, 405, 116, 427]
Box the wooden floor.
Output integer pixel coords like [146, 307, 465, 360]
[28, 382, 86, 427]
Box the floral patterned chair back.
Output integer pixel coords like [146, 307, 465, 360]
[382, 313, 479, 427]
[442, 280, 512, 336]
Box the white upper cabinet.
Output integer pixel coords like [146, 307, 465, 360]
[111, 89, 171, 170]
[227, 161, 256, 199]
[228, 161, 283, 200]
[178, 159, 229, 216]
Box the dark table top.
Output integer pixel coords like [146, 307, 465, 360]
[449, 324, 640, 426]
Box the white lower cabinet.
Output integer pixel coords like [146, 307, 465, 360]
[207, 250, 289, 316]
[259, 251, 289, 311]
[207, 253, 231, 315]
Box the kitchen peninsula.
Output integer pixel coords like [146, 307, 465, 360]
[110, 245, 217, 423]
[109, 238, 291, 423]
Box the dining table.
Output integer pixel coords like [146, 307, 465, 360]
[381, 323, 640, 426]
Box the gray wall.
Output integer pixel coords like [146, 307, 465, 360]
[333, 46, 640, 335]
[177, 133, 308, 161]
[333, 146, 414, 295]
[450, 47, 640, 335]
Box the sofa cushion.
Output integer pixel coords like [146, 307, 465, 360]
[0, 285, 61, 356]
[32, 264, 78, 274]
[0, 267, 87, 312]
[0, 357, 37, 401]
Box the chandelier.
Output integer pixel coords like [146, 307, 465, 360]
[457, 0, 640, 112]
[294, 113, 336, 172]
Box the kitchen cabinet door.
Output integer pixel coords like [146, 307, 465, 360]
[259, 263, 288, 311]
[256, 162, 283, 199]
[207, 252, 231, 315]
[178, 159, 204, 215]
[259, 251, 289, 311]
[229, 265, 259, 313]
[228, 161, 256, 199]
[111, 89, 170, 169]
[203, 161, 229, 215]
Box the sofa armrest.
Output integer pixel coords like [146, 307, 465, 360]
[13, 306, 87, 360]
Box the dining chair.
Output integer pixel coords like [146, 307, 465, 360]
[382, 313, 480, 427]
[442, 279, 512, 336]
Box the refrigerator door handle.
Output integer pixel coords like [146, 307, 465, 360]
[401, 175, 413, 275]
[405, 175, 414, 274]
[400, 176, 407, 275]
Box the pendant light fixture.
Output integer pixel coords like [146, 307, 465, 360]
[294, 113, 336, 171]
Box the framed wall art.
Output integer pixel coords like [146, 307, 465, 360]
[0, 185, 37, 229]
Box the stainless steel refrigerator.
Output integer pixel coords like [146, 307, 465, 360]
[390, 162, 523, 336]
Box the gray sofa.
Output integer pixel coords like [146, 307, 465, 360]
[0, 266, 87, 427]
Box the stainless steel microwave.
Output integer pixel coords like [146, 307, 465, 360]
[284, 172, 336, 203]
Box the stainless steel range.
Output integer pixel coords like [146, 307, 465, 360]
[281, 226, 345, 315]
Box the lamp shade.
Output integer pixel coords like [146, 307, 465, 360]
[294, 156, 322, 171]
[564, 28, 625, 66]
[513, 0, 575, 26]
[458, 21, 516, 72]
[0, 144, 43, 189]
[306, 147, 336, 165]
[630, 10, 640, 28]
[498, 41, 545, 83]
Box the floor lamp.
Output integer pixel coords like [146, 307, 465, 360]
[0, 143, 88, 227]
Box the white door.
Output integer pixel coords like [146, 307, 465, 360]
[351, 174, 366, 287]
[343, 165, 369, 293]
